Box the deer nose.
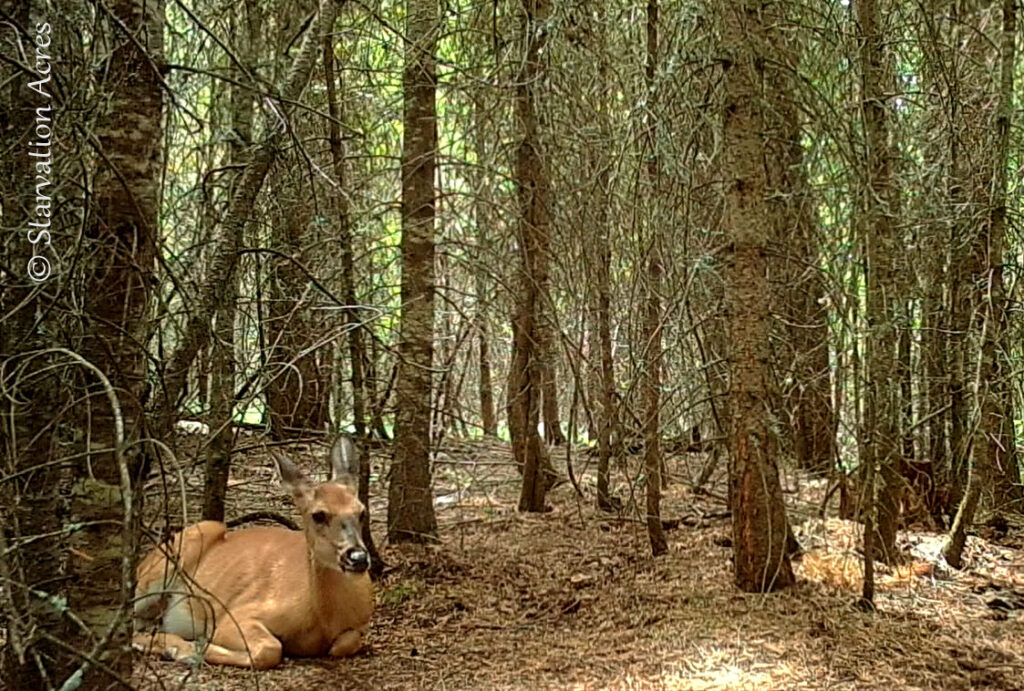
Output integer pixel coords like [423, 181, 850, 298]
[342, 547, 369, 572]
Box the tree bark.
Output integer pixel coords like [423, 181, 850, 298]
[204, 0, 256, 522]
[73, 0, 166, 682]
[471, 100, 498, 437]
[264, 189, 332, 437]
[916, 2, 952, 522]
[539, 316, 565, 445]
[983, 0, 1021, 512]
[856, 0, 902, 567]
[720, 0, 795, 592]
[595, 200, 617, 511]
[322, 30, 383, 563]
[642, 0, 667, 557]
[477, 313, 497, 436]
[325, 37, 379, 571]
[368, 336, 392, 439]
[510, 0, 559, 513]
[588, 5, 618, 510]
[389, 0, 440, 542]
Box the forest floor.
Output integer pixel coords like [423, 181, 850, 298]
[133, 435, 1024, 690]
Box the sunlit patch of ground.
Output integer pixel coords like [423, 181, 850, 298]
[134, 438, 1024, 690]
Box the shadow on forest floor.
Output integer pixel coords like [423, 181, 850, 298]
[133, 436, 1024, 690]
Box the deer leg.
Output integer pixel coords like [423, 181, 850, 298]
[132, 632, 201, 663]
[327, 626, 366, 657]
[204, 621, 283, 669]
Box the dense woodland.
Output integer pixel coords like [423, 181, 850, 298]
[3, 0, 1024, 688]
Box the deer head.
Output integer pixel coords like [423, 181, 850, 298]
[271, 437, 369, 573]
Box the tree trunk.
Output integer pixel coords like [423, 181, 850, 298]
[897, 304, 914, 462]
[389, 0, 439, 542]
[471, 113, 497, 438]
[856, 0, 902, 567]
[264, 190, 332, 437]
[642, 0, 667, 557]
[368, 336, 392, 439]
[433, 252, 457, 439]
[595, 203, 617, 511]
[324, 37, 381, 569]
[477, 311, 498, 436]
[915, 2, 953, 522]
[720, 0, 795, 593]
[922, 276, 948, 516]
[590, 9, 618, 509]
[584, 319, 599, 441]
[897, 295, 932, 525]
[945, 0, 1018, 565]
[765, 3, 836, 476]
[945, 3, 972, 513]
[539, 317, 566, 445]
[324, 43, 369, 439]
[984, 0, 1021, 512]
[71, 0, 166, 682]
[509, 0, 559, 513]
[204, 0, 256, 522]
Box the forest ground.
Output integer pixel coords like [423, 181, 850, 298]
[133, 436, 1024, 690]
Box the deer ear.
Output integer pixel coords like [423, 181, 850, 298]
[329, 436, 360, 490]
[271, 450, 312, 508]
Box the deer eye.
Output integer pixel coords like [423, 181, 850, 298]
[311, 510, 330, 526]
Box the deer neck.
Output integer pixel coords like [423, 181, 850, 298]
[305, 550, 371, 631]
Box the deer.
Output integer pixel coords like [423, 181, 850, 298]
[132, 437, 373, 669]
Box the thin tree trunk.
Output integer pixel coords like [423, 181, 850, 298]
[368, 337, 391, 439]
[595, 219, 616, 511]
[987, 0, 1021, 511]
[897, 296, 932, 525]
[539, 318, 566, 445]
[585, 317, 600, 441]
[898, 305, 914, 461]
[204, 0, 256, 522]
[911, 0, 952, 527]
[857, 0, 902, 567]
[860, 447, 878, 607]
[389, 0, 439, 542]
[592, 15, 617, 509]
[434, 252, 456, 439]
[946, 2, 971, 511]
[473, 183, 498, 437]
[468, 14, 498, 439]
[323, 35, 382, 572]
[324, 40, 367, 439]
[511, 0, 558, 513]
[642, 0, 667, 557]
[477, 313, 498, 436]
[923, 278, 948, 516]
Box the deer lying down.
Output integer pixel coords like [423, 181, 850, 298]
[133, 438, 373, 669]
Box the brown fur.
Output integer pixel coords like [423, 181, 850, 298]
[134, 447, 373, 669]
